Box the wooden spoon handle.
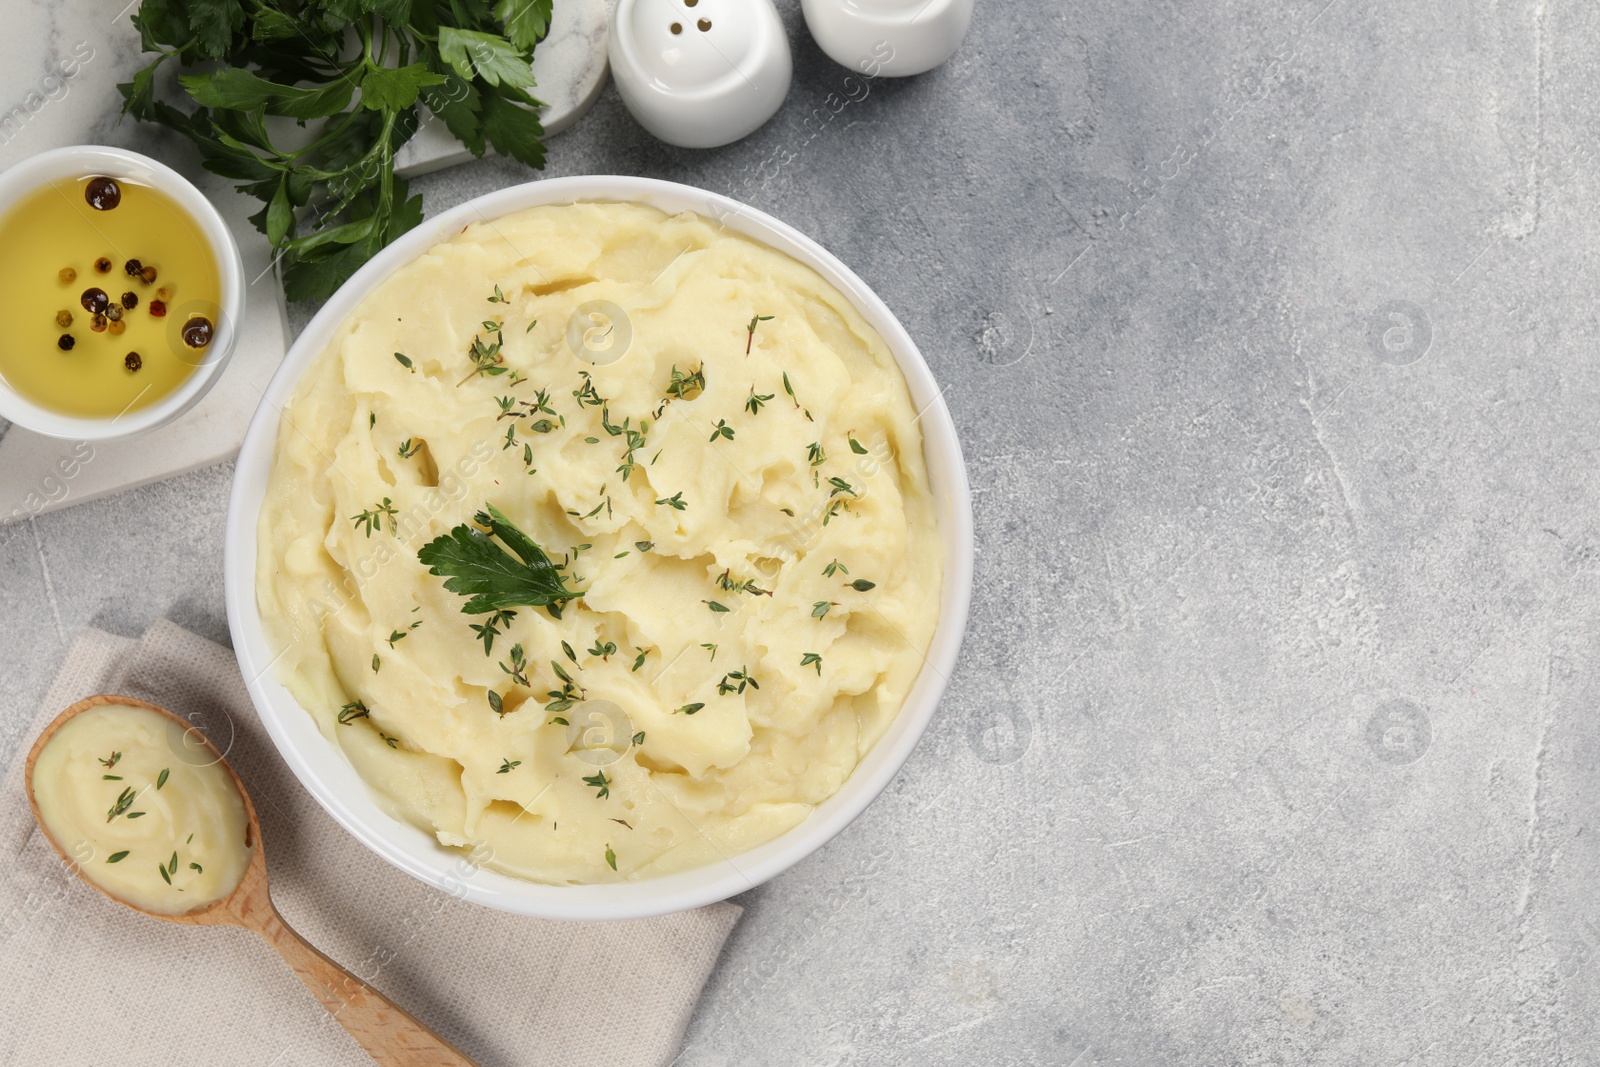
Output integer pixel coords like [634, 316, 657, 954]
[257, 906, 477, 1066]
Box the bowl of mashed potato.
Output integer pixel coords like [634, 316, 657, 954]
[225, 177, 972, 919]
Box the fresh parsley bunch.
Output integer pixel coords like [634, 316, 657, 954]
[120, 0, 552, 301]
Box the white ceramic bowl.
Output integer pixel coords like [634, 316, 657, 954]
[0, 145, 244, 441]
[225, 176, 972, 920]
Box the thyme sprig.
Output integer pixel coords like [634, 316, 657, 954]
[716, 667, 759, 695]
[745, 314, 773, 354]
[350, 497, 397, 537]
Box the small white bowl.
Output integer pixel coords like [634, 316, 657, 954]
[609, 0, 793, 148]
[0, 146, 244, 441]
[801, 0, 974, 77]
[225, 176, 973, 921]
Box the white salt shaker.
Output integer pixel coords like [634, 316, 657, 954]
[609, 0, 793, 148]
[801, 0, 974, 77]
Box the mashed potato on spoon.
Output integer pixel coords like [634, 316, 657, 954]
[256, 202, 941, 884]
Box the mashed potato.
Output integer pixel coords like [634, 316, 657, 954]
[257, 202, 941, 883]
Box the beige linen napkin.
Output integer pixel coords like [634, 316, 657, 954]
[0, 620, 740, 1067]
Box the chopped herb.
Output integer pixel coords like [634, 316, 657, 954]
[656, 491, 687, 511]
[716, 569, 769, 596]
[635, 541, 654, 553]
[745, 313, 774, 354]
[337, 701, 371, 724]
[499, 643, 531, 687]
[675, 703, 705, 716]
[106, 851, 129, 864]
[716, 666, 759, 695]
[394, 352, 415, 373]
[848, 578, 877, 592]
[631, 731, 645, 746]
[827, 477, 857, 498]
[599, 409, 650, 481]
[801, 652, 823, 675]
[106, 787, 136, 822]
[812, 601, 834, 619]
[587, 639, 617, 660]
[561, 640, 579, 664]
[102, 774, 123, 781]
[98, 751, 121, 769]
[497, 757, 521, 774]
[582, 770, 611, 799]
[709, 419, 734, 442]
[849, 436, 869, 454]
[488, 689, 506, 716]
[189, 862, 203, 873]
[823, 559, 849, 577]
[156, 768, 170, 791]
[380, 732, 400, 749]
[488, 284, 508, 304]
[398, 438, 422, 459]
[350, 497, 398, 537]
[418, 504, 580, 615]
[126, 812, 147, 819]
[372, 653, 381, 672]
[745, 386, 775, 415]
[782, 371, 797, 403]
[544, 659, 584, 713]
[605, 844, 617, 870]
[705, 600, 730, 613]
[469, 609, 518, 654]
[807, 442, 826, 467]
[387, 620, 422, 647]
[665, 364, 706, 401]
[457, 330, 507, 385]
[701, 642, 718, 661]
[158, 859, 172, 886]
[573, 371, 604, 408]
[631, 648, 649, 672]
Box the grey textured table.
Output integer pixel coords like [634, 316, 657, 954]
[6, 1, 1600, 1063]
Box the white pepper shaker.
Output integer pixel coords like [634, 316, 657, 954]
[801, 0, 974, 77]
[609, 0, 793, 148]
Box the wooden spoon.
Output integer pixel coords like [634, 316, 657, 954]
[25, 694, 478, 1067]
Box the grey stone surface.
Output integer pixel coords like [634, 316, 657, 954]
[6, 0, 1600, 1063]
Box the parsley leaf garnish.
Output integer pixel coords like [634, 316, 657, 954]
[417, 504, 579, 615]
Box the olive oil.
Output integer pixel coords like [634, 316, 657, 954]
[0, 176, 221, 419]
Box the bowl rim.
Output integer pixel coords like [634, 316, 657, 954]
[0, 145, 244, 441]
[224, 175, 973, 921]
